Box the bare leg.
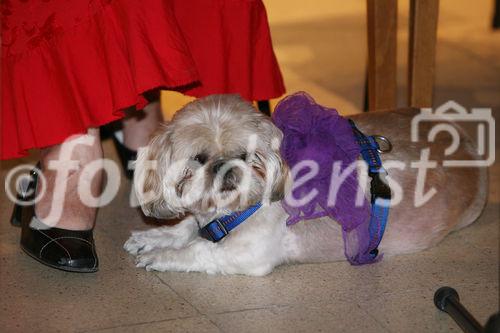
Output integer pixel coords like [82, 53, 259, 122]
[35, 128, 103, 230]
[122, 101, 163, 150]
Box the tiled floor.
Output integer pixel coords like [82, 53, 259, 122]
[1, 1, 499, 332]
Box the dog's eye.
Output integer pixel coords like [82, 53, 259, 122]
[239, 153, 247, 161]
[194, 153, 208, 165]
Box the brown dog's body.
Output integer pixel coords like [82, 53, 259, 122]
[291, 108, 487, 263]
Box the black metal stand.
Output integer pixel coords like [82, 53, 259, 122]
[434, 286, 500, 333]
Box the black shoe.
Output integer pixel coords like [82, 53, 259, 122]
[10, 165, 99, 273]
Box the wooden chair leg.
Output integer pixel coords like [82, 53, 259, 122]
[366, 0, 397, 111]
[493, 0, 500, 29]
[257, 100, 271, 116]
[408, 0, 439, 108]
[363, 68, 369, 112]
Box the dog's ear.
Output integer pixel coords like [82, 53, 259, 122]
[267, 144, 289, 203]
[134, 127, 185, 219]
[258, 117, 289, 203]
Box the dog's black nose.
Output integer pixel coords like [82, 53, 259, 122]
[212, 160, 225, 174]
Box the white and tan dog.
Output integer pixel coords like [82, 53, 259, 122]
[124, 94, 487, 276]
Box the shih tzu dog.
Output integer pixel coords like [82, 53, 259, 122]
[124, 94, 487, 276]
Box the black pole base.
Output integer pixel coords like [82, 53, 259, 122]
[434, 287, 484, 333]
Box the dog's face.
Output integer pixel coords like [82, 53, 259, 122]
[134, 94, 288, 220]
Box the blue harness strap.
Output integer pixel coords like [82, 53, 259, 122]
[349, 119, 392, 259]
[199, 202, 262, 242]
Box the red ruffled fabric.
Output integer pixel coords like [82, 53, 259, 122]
[1, 0, 285, 160]
[1, 0, 198, 159]
[173, 0, 285, 100]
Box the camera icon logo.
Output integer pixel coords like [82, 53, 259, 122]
[411, 101, 495, 167]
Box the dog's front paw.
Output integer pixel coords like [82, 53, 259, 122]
[124, 230, 157, 255]
[135, 250, 170, 272]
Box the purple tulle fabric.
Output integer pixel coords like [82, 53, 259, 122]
[272, 92, 378, 265]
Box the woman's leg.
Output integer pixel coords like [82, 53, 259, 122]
[122, 101, 163, 150]
[35, 128, 103, 230]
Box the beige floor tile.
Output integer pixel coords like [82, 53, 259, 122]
[155, 261, 372, 315]
[357, 282, 499, 333]
[210, 302, 387, 333]
[87, 316, 221, 333]
[0, 254, 198, 333]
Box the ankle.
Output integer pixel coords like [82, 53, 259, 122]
[122, 101, 163, 149]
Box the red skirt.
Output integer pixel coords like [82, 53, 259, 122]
[1, 0, 285, 159]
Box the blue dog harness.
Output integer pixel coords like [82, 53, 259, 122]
[199, 202, 262, 242]
[349, 119, 392, 259]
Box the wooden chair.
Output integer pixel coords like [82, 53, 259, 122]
[366, 0, 439, 111]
